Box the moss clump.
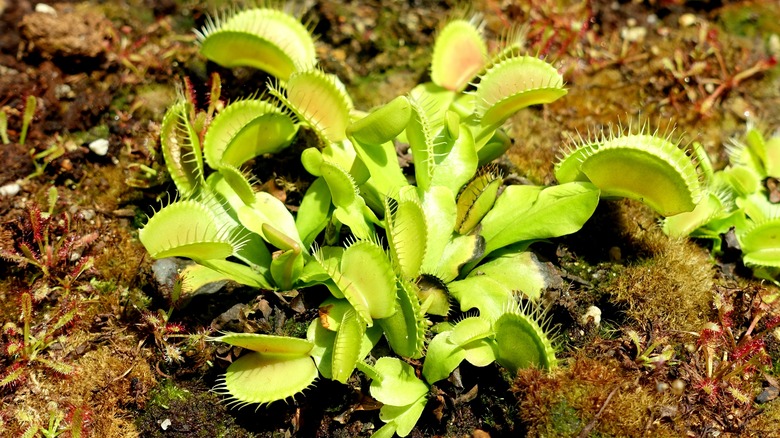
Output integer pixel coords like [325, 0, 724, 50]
[136, 380, 253, 438]
[514, 355, 681, 437]
[743, 399, 780, 436]
[594, 200, 715, 331]
[604, 237, 714, 331]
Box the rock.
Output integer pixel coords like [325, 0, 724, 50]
[756, 386, 779, 404]
[0, 181, 20, 196]
[88, 138, 109, 156]
[34, 3, 56, 15]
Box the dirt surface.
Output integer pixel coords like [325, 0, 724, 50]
[1, 0, 780, 437]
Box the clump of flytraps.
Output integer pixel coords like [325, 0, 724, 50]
[137, 5, 774, 437]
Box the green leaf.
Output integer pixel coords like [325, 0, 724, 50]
[340, 240, 397, 324]
[347, 95, 412, 145]
[419, 186, 458, 274]
[449, 316, 492, 346]
[663, 191, 726, 238]
[435, 233, 484, 283]
[467, 251, 551, 301]
[218, 165, 256, 205]
[422, 330, 496, 384]
[296, 177, 332, 247]
[378, 280, 426, 359]
[386, 196, 427, 279]
[272, 69, 353, 144]
[200, 259, 274, 289]
[352, 138, 409, 206]
[416, 275, 451, 316]
[317, 297, 353, 331]
[212, 332, 313, 355]
[479, 182, 600, 258]
[236, 192, 302, 249]
[455, 167, 502, 235]
[494, 307, 557, 372]
[269, 240, 304, 291]
[307, 318, 336, 379]
[556, 133, 702, 216]
[448, 275, 514, 320]
[379, 396, 427, 437]
[430, 121, 479, 195]
[371, 357, 428, 407]
[406, 98, 437, 191]
[309, 318, 382, 380]
[764, 135, 780, 177]
[216, 352, 318, 406]
[739, 218, 780, 268]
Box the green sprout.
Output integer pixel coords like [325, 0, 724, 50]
[0, 110, 8, 144]
[139, 7, 605, 437]
[19, 95, 36, 146]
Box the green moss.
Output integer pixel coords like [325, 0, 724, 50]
[137, 380, 254, 438]
[549, 399, 582, 436]
[149, 379, 190, 409]
[717, 3, 780, 38]
[604, 236, 714, 331]
[744, 399, 780, 436]
[280, 317, 309, 339]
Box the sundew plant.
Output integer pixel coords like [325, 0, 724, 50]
[138, 5, 703, 437]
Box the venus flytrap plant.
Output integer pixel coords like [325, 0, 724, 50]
[138, 6, 607, 437]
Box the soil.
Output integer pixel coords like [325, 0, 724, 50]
[1, 0, 780, 437]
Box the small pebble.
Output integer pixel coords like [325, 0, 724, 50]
[160, 418, 171, 431]
[79, 209, 96, 221]
[755, 386, 779, 404]
[35, 3, 57, 15]
[679, 13, 697, 27]
[0, 182, 21, 197]
[89, 138, 109, 156]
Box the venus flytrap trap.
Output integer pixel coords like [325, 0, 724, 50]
[555, 121, 703, 217]
[663, 125, 780, 282]
[195, 5, 317, 80]
[139, 6, 604, 437]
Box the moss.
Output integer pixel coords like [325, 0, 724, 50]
[514, 355, 681, 438]
[577, 200, 716, 331]
[136, 380, 254, 438]
[149, 379, 190, 408]
[744, 399, 780, 436]
[505, 109, 570, 186]
[0, 345, 158, 437]
[716, 3, 780, 38]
